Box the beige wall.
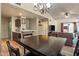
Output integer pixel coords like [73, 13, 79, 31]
[1, 17, 9, 39]
[49, 18, 56, 25]
[55, 20, 61, 32]
[29, 19, 37, 30]
[55, 18, 79, 32]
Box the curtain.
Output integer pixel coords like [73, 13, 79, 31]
[61, 23, 63, 32]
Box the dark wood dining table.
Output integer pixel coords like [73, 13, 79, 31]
[14, 36, 66, 56]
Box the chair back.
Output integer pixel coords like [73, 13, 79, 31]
[73, 40, 79, 56]
[48, 37, 66, 55]
[6, 41, 20, 56]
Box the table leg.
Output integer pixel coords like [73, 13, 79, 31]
[24, 47, 26, 54]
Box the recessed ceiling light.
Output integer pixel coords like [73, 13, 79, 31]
[19, 13, 22, 16]
[34, 3, 37, 6]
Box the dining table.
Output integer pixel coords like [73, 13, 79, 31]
[14, 36, 67, 56]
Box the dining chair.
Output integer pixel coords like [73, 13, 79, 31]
[48, 37, 67, 56]
[73, 40, 79, 56]
[6, 41, 20, 56]
[6, 41, 36, 56]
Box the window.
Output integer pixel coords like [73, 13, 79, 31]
[63, 23, 74, 33]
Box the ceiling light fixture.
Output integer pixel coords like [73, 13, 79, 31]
[33, 3, 51, 14]
[64, 12, 70, 18]
[19, 13, 23, 16]
[46, 3, 51, 8]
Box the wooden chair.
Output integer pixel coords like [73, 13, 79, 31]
[6, 41, 36, 56]
[6, 41, 20, 56]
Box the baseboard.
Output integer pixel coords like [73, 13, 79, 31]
[1, 37, 9, 40]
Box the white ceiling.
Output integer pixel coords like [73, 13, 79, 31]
[48, 3, 79, 19]
[1, 3, 45, 19]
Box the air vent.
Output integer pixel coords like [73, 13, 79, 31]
[15, 3, 21, 6]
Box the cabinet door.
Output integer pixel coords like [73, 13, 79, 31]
[15, 19, 21, 28]
[39, 21, 48, 35]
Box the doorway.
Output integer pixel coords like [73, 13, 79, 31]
[62, 23, 74, 33]
[8, 18, 12, 40]
[1, 16, 11, 40]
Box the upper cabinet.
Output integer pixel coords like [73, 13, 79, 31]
[15, 18, 21, 28]
[11, 16, 38, 34]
